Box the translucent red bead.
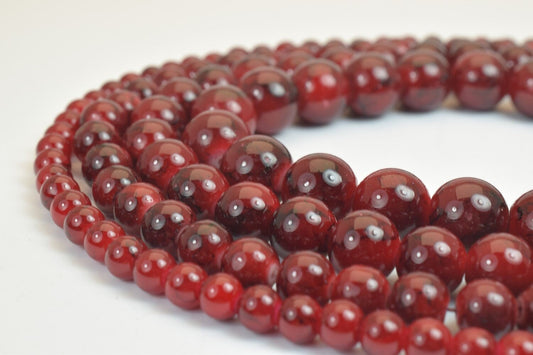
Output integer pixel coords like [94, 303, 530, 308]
[165, 262, 208, 310]
[200, 272, 243, 320]
[238, 285, 281, 333]
[105, 236, 147, 280]
[278, 294, 322, 344]
[133, 249, 176, 295]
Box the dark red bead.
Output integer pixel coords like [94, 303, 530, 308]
[232, 55, 274, 81]
[123, 118, 176, 160]
[141, 66, 160, 80]
[271, 196, 336, 257]
[165, 262, 207, 309]
[83, 220, 125, 262]
[274, 41, 297, 58]
[157, 77, 202, 117]
[125, 77, 158, 99]
[40, 174, 79, 209]
[456, 279, 516, 335]
[152, 68, 186, 87]
[105, 235, 147, 280]
[320, 299, 363, 351]
[449, 41, 491, 64]
[492, 38, 517, 53]
[359, 310, 405, 355]
[130, 95, 187, 133]
[510, 190, 533, 249]
[404, 318, 452, 355]
[66, 98, 94, 114]
[100, 81, 122, 95]
[133, 249, 176, 295]
[92, 165, 140, 216]
[200, 272, 243, 320]
[214, 182, 279, 238]
[45, 121, 75, 140]
[195, 64, 236, 89]
[276, 250, 335, 305]
[238, 284, 281, 333]
[81, 143, 132, 183]
[50, 190, 91, 227]
[502, 46, 533, 70]
[176, 220, 232, 274]
[349, 39, 372, 52]
[496, 331, 533, 355]
[282, 153, 357, 218]
[79, 99, 129, 133]
[509, 60, 533, 117]
[54, 110, 81, 130]
[453, 327, 496, 355]
[517, 285, 533, 330]
[35, 164, 71, 192]
[277, 50, 314, 74]
[63, 205, 105, 245]
[320, 46, 356, 69]
[36, 133, 72, 156]
[183, 59, 210, 79]
[73, 121, 122, 160]
[34, 148, 70, 174]
[387, 271, 450, 323]
[108, 89, 142, 114]
[278, 294, 322, 344]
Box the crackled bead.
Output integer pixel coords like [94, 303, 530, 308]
[195, 64, 237, 89]
[125, 77, 157, 99]
[35, 164, 71, 192]
[282, 153, 356, 218]
[63, 205, 105, 245]
[510, 190, 533, 249]
[81, 143, 132, 183]
[517, 285, 533, 330]
[239, 285, 281, 334]
[36, 133, 72, 156]
[136, 139, 198, 190]
[34, 148, 70, 174]
[83, 220, 125, 262]
[456, 279, 516, 335]
[113, 182, 164, 236]
[320, 299, 364, 351]
[157, 77, 202, 117]
[405, 318, 452, 355]
[73, 121, 122, 160]
[279, 294, 322, 344]
[388, 272, 449, 323]
[360, 310, 405, 355]
[50, 190, 91, 227]
[105, 236, 147, 280]
[182, 110, 249, 168]
[453, 327, 496, 355]
[130, 95, 187, 133]
[221, 237, 280, 287]
[397, 226, 467, 291]
[451, 50, 507, 110]
[496, 331, 533, 355]
[277, 251, 335, 305]
[509, 61, 533, 117]
[200, 272, 244, 320]
[165, 262, 208, 309]
[176, 220, 232, 274]
[79, 98, 129, 133]
[92, 165, 140, 216]
[40, 174, 79, 209]
[167, 164, 229, 219]
[239, 67, 297, 135]
[108, 89, 142, 115]
[330, 265, 390, 314]
[124, 119, 175, 160]
[466, 233, 532, 295]
[133, 249, 176, 295]
[271, 197, 336, 257]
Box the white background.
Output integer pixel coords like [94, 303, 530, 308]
[2, 0, 533, 354]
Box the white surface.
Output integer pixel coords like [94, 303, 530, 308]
[1, 0, 533, 354]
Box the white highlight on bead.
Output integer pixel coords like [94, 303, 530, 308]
[429, 328, 443, 341]
[471, 193, 492, 212]
[157, 259, 167, 268]
[344, 230, 360, 250]
[476, 337, 490, 349]
[269, 82, 285, 97]
[251, 197, 266, 211]
[219, 126, 236, 140]
[119, 178, 131, 186]
[305, 211, 322, 225]
[327, 314, 339, 327]
[383, 320, 399, 333]
[188, 273, 200, 283]
[171, 213, 184, 224]
[231, 253, 246, 271]
[236, 156, 253, 174]
[371, 190, 388, 209]
[422, 284, 438, 300]
[151, 215, 166, 230]
[297, 173, 316, 193]
[202, 179, 216, 192]
[150, 156, 163, 172]
[469, 298, 482, 313]
[308, 264, 323, 276]
[395, 184, 415, 201]
[487, 292, 504, 306]
[223, 282, 234, 293]
[411, 246, 428, 264]
[301, 305, 314, 316]
[124, 197, 137, 212]
[180, 181, 196, 197]
[187, 235, 202, 251]
[261, 294, 273, 306]
[434, 241, 451, 257]
[208, 233, 221, 245]
[480, 254, 498, 272]
[445, 201, 464, 220]
[92, 157, 104, 169]
[260, 152, 277, 167]
[161, 108, 174, 121]
[322, 169, 342, 187]
[401, 289, 416, 307]
[366, 278, 379, 292]
[83, 134, 94, 146]
[142, 195, 154, 204]
[128, 245, 138, 255]
[109, 154, 120, 164]
[343, 283, 361, 298]
[504, 247, 523, 265]
[283, 214, 299, 233]
[365, 225, 384, 242]
[253, 250, 266, 262]
[103, 179, 115, 193]
[170, 153, 185, 166]
[287, 267, 302, 283]
[198, 129, 212, 146]
[286, 308, 297, 321]
[246, 298, 257, 311]
[229, 200, 244, 216]
[133, 134, 146, 149]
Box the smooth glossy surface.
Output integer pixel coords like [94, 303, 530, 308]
[165, 262, 208, 309]
[79, 99, 128, 133]
[359, 310, 405, 355]
[278, 294, 322, 344]
[157, 77, 202, 117]
[73, 120, 122, 160]
[63, 205, 105, 245]
[238, 285, 281, 333]
[200, 273, 243, 320]
[517, 285, 533, 330]
[105, 236, 147, 280]
[83, 220, 125, 262]
[92, 165, 140, 216]
[320, 299, 363, 351]
[50, 190, 91, 227]
[34, 148, 70, 174]
[453, 327, 496, 355]
[40, 174, 79, 209]
[509, 190, 533, 249]
[404, 318, 452, 355]
[509, 61, 533, 117]
[81, 143, 132, 183]
[496, 331, 533, 355]
[123, 118, 176, 160]
[130, 95, 187, 132]
[133, 249, 176, 295]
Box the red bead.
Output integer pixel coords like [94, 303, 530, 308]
[502, 46, 532, 70]
[404, 318, 452, 355]
[456, 279, 516, 335]
[50, 190, 91, 227]
[165, 262, 208, 309]
[35, 164, 71, 192]
[140, 200, 195, 257]
[321, 47, 356, 69]
[329, 209, 400, 275]
[54, 110, 81, 130]
[34, 148, 70, 174]
[79, 99, 129, 133]
[517, 285, 533, 330]
[510, 190, 533, 249]
[282, 153, 357, 218]
[105, 236, 147, 280]
[466, 233, 532, 295]
[157, 77, 202, 117]
[496, 331, 533, 355]
[278, 294, 322, 344]
[349, 39, 372, 52]
[451, 50, 507, 110]
[238, 285, 281, 333]
[113, 182, 164, 236]
[83, 220, 125, 262]
[239, 67, 297, 134]
[320, 299, 364, 351]
[84, 89, 106, 101]
[453, 327, 496, 355]
[100, 81, 122, 95]
[200, 272, 243, 320]
[141, 66, 160, 80]
[125, 77, 158, 99]
[119, 73, 141, 87]
[152, 68, 186, 87]
[108, 89, 142, 114]
[167, 164, 229, 219]
[92, 165, 140, 216]
[81, 143, 132, 183]
[40, 174, 79, 209]
[359, 310, 405, 355]
[232, 55, 274, 81]
[271, 196, 336, 257]
[124, 118, 176, 160]
[184, 59, 210, 79]
[73, 121, 122, 160]
[345, 53, 399, 117]
[221, 135, 292, 194]
[276, 250, 335, 305]
[277, 50, 314, 74]
[45, 121, 75, 140]
[221, 237, 280, 287]
[182, 110, 249, 168]
[214, 182, 279, 238]
[397, 226, 467, 291]
[176, 220, 232, 274]
[36, 133, 72, 156]
[251, 45, 275, 58]
[63, 205, 105, 245]
[195, 64, 236, 89]
[133, 249, 176, 295]
[218, 47, 248, 67]
[130, 95, 187, 133]
[330, 264, 390, 314]
[136, 138, 198, 190]
[387, 271, 449, 323]
[300, 40, 321, 55]
[509, 61, 533, 117]
[66, 98, 94, 114]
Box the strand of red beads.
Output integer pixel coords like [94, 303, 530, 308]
[35, 36, 533, 355]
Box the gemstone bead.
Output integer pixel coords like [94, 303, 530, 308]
[66, 97, 94, 114]
[40, 174, 79, 209]
[502, 46, 532, 70]
[35, 164, 71, 192]
[278, 294, 322, 344]
[496, 331, 533, 355]
[73, 121, 122, 160]
[165, 262, 208, 309]
[404, 318, 452, 355]
[50, 190, 91, 227]
[509, 61, 533, 117]
[238, 285, 281, 333]
[218, 47, 248, 67]
[79, 98, 129, 133]
[125, 77, 157, 99]
[34, 148, 70, 174]
[320, 299, 364, 351]
[321, 47, 356, 69]
[81, 143, 132, 183]
[195, 64, 237, 89]
[153, 68, 186, 87]
[453, 327, 496, 355]
[231, 55, 274, 81]
[157, 77, 202, 118]
[517, 285, 533, 330]
[36, 133, 72, 156]
[83, 220, 125, 262]
[63, 205, 105, 245]
[45, 121, 75, 140]
[133, 249, 176, 295]
[130, 95, 187, 133]
[124, 118, 176, 160]
[510, 190, 533, 249]
[105, 236, 147, 280]
[108, 89, 142, 115]
[92, 165, 140, 216]
[359, 310, 405, 355]
[200, 273, 244, 320]
[277, 49, 314, 74]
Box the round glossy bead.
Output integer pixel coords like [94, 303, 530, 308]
[278, 294, 322, 344]
[92, 165, 140, 216]
[100, 80, 122, 95]
[182, 110, 249, 168]
[133, 249, 176, 295]
[84, 90, 106, 101]
[54, 110, 80, 129]
[81, 143, 132, 183]
[79, 98, 129, 133]
[451, 50, 507, 110]
[232, 55, 274, 81]
[292, 59, 347, 125]
[73, 121, 122, 160]
[509, 61, 533, 117]
[34, 148, 70, 174]
[271, 196, 337, 257]
[509, 190, 533, 249]
[330, 264, 390, 314]
[191, 85, 257, 133]
[502, 46, 532, 70]
[218, 47, 249, 67]
[153, 68, 186, 87]
[200, 273, 244, 320]
[63, 205, 105, 245]
[238, 285, 281, 333]
[45, 121, 75, 140]
[321, 47, 356, 69]
[130, 95, 187, 133]
[214, 182, 279, 238]
[66, 97, 94, 114]
[40, 174, 79, 209]
[50, 190, 91, 227]
[466, 233, 532, 295]
[453, 327, 496, 355]
[397, 226, 467, 291]
[496, 331, 533, 355]
[517, 285, 533, 330]
[36, 133, 72, 156]
[195, 64, 236, 89]
[276, 251, 335, 305]
[165, 262, 208, 309]
[277, 50, 314, 74]
[157, 77, 202, 117]
[83, 220, 125, 262]
[123, 118, 176, 160]
[105, 236, 147, 280]
[221, 237, 280, 287]
[113, 182, 164, 236]
[108, 89, 142, 115]
[456, 279, 516, 335]
[320, 299, 364, 351]
[35, 164, 71, 192]
[125, 77, 157, 99]
[387, 271, 450, 323]
[359, 310, 405, 355]
[167, 164, 229, 219]
[240, 67, 298, 134]
[176, 220, 232, 274]
[404, 318, 452, 355]
[282, 153, 356, 218]
[119, 73, 141, 87]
